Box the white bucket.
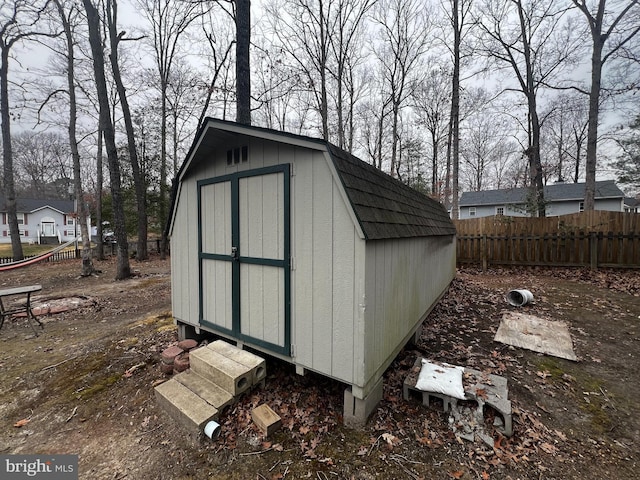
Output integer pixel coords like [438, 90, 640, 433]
[506, 289, 534, 307]
[203, 420, 221, 439]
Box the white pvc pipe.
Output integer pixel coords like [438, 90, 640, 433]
[203, 420, 221, 439]
[506, 289, 534, 307]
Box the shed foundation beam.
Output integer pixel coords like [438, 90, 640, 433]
[343, 376, 383, 427]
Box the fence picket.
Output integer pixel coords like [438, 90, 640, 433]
[455, 212, 640, 269]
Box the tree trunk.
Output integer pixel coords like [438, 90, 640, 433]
[584, 34, 603, 211]
[236, 0, 251, 125]
[159, 80, 168, 259]
[450, 0, 460, 219]
[0, 46, 24, 261]
[83, 0, 131, 280]
[54, 0, 95, 276]
[96, 127, 105, 261]
[106, 0, 148, 260]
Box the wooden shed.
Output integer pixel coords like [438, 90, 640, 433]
[168, 118, 456, 423]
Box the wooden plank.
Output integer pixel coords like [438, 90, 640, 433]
[251, 404, 282, 437]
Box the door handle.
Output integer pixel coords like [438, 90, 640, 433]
[231, 246, 239, 261]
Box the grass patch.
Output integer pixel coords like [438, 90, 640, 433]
[76, 373, 121, 401]
[534, 357, 566, 380]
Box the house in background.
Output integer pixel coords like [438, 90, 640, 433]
[458, 180, 625, 219]
[0, 198, 89, 244]
[624, 196, 640, 213]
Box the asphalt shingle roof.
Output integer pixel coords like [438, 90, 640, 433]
[0, 198, 74, 213]
[327, 144, 455, 239]
[459, 181, 624, 206]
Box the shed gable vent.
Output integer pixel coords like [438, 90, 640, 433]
[226, 146, 249, 165]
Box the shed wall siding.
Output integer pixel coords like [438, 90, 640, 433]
[362, 235, 456, 387]
[170, 181, 200, 325]
[291, 148, 363, 385]
[171, 137, 363, 386]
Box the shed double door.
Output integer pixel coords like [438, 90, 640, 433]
[198, 165, 290, 356]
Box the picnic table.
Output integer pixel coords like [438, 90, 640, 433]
[0, 285, 44, 336]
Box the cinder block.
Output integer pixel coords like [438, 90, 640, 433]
[207, 340, 267, 385]
[154, 379, 218, 432]
[189, 346, 252, 396]
[344, 376, 384, 427]
[174, 370, 234, 412]
[251, 404, 282, 437]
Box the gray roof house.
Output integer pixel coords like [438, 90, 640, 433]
[167, 118, 456, 424]
[624, 196, 640, 213]
[458, 180, 625, 219]
[1, 198, 86, 244]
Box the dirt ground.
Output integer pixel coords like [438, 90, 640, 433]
[0, 256, 638, 479]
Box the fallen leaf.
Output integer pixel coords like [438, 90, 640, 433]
[357, 446, 368, 456]
[449, 470, 464, 479]
[475, 388, 488, 399]
[14, 418, 30, 428]
[481, 471, 490, 480]
[381, 432, 399, 446]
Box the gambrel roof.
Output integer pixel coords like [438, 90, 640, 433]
[459, 181, 624, 207]
[171, 118, 455, 240]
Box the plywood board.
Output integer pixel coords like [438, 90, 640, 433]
[495, 312, 577, 361]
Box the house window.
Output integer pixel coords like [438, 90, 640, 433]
[469, 207, 476, 217]
[67, 216, 75, 226]
[17, 213, 24, 225]
[496, 206, 504, 216]
[579, 201, 584, 212]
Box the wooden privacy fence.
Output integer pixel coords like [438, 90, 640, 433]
[454, 212, 640, 270]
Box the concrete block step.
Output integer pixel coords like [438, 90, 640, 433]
[207, 340, 267, 386]
[189, 346, 252, 396]
[173, 370, 234, 413]
[154, 379, 218, 433]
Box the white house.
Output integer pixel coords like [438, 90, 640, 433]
[459, 181, 625, 219]
[167, 118, 457, 423]
[0, 198, 88, 244]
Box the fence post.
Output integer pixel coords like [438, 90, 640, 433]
[481, 234, 488, 272]
[589, 232, 598, 271]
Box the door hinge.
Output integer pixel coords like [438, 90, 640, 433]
[290, 344, 295, 356]
[290, 163, 296, 176]
[290, 256, 295, 270]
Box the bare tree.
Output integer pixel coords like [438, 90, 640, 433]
[372, 0, 431, 176]
[49, 0, 95, 276]
[475, 0, 580, 216]
[1, 0, 53, 260]
[12, 131, 71, 196]
[83, 0, 130, 279]
[266, 0, 332, 139]
[412, 62, 451, 198]
[443, 0, 474, 217]
[195, 11, 234, 127]
[326, 0, 376, 150]
[105, 0, 149, 260]
[460, 110, 518, 191]
[135, 0, 208, 257]
[571, 0, 640, 210]
[544, 92, 589, 183]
